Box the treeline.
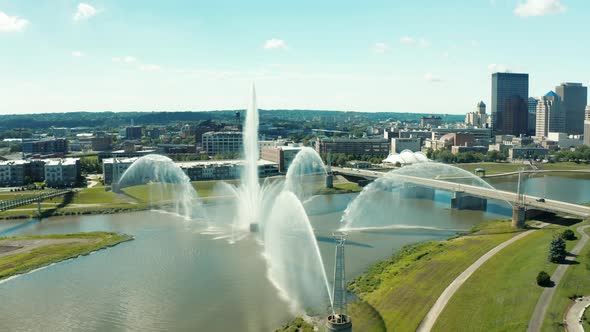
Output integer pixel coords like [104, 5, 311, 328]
[551, 146, 590, 162]
[320, 153, 387, 166]
[426, 149, 507, 164]
[0, 110, 464, 130]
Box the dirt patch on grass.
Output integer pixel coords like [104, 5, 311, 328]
[0, 238, 96, 259]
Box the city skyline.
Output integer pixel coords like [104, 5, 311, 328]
[1, 0, 588, 114]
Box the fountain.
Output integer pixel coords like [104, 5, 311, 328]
[340, 162, 511, 231]
[113, 85, 335, 317]
[284, 147, 328, 201]
[263, 191, 333, 313]
[117, 154, 206, 220]
[203, 85, 335, 314]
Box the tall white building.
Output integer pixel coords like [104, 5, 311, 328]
[465, 101, 487, 127]
[536, 91, 565, 138]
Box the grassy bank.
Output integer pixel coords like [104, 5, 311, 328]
[432, 224, 578, 331]
[0, 232, 133, 280]
[347, 220, 528, 332]
[456, 162, 525, 175]
[456, 162, 590, 176]
[541, 222, 590, 332]
[0, 186, 147, 220]
[274, 317, 315, 332]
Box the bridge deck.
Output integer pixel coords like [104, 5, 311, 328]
[333, 167, 590, 218]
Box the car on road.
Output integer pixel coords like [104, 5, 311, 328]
[536, 198, 546, 203]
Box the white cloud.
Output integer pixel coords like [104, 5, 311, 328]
[488, 63, 512, 72]
[72, 51, 85, 57]
[73, 3, 98, 21]
[424, 72, 443, 83]
[514, 0, 566, 17]
[139, 64, 161, 72]
[400, 36, 415, 44]
[123, 56, 136, 63]
[0, 11, 29, 32]
[442, 51, 450, 58]
[399, 36, 429, 48]
[373, 42, 389, 54]
[263, 38, 288, 50]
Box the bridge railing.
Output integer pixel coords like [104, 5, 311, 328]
[0, 189, 72, 212]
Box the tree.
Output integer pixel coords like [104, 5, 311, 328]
[547, 236, 567, 263]
[560, 229, 576, 241]
[536, 271, 551, 287]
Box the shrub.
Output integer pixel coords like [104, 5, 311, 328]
[537, 271, 551, 286]
[561, 229, 576, 241]
[567, 293, 578, 300]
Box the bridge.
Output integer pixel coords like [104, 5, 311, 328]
[0, 189, 73, 214]
[333, 167, 590, 227]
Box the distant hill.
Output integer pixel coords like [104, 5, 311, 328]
[0, 110, 464, 130]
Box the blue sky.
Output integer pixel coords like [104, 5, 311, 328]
[0, 0, 588, 114]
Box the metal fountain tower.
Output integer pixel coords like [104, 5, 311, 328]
[327, 232, 352, 331]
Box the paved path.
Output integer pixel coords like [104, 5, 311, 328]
[565, 296, 590, 332]
[527, 225, 590, 332]
[417, 223, 548, 332]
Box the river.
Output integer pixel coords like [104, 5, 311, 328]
[0, 174, 587, 331]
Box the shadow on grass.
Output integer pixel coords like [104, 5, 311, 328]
[348, 297, 386, 332]
[39, 191, 74, 219]
[534, 213, 583, 227]
[539, 280, 556, 288]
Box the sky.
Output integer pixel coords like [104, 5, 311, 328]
[0, 0, 588, 114]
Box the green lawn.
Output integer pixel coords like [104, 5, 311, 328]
[541, 222, 590, 332]
[456, 162, 525, 175]
[70, 186, 135, 204]
[347, 220, 526, 332]
[0, 232, 133, 280]
[539, 162, 590, 171]
[0, 191, 42, 201]
[432, 224, 579, 332]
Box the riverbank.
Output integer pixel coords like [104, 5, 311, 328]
[344, 219, 535, 331]
[432, 222, 580, 331]
[456, 161, 590, 176]
[277, 220, 531, 331]
[0, 232, 133, 281]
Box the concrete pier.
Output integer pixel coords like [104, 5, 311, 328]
[400, 184, 435, 200]
[326, 174, 334, 188]
[512, 206, 526, 228]
[451, 192, 487, 211]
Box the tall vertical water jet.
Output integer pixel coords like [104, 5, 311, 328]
[229, 85, 262, 231]
[263, 191, 334, 314]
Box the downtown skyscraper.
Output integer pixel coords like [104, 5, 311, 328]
[536, 91, 565, 138]
[555, 83, 588, 135]
[491, 72, 529, 136]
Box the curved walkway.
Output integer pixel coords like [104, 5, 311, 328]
[565, 296, 590, 332]
[527, 225, 590, 332]
[417, 223, 548, 332]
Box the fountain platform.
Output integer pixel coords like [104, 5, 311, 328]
[326, 314, 352, 332]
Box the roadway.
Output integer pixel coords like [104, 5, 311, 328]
[332, 167, 590, 218]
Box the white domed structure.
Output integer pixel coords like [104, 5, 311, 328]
[383, 149, 429, 166]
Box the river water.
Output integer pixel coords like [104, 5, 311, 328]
[0, 174, 587, 331]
